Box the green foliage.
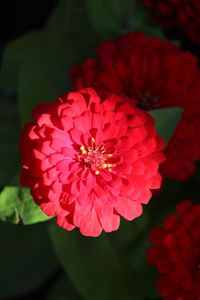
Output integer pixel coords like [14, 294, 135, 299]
[0, 29, 76, 97]
[128, 236, 159, 298]
[130, 1, 165, 39]
[50, 225, 141, 300]
[47, 275, 83, 300]
[0, 221, 58, 298]
[47, 0, 75, 39]
[0, 30, 57, 94]
[18, 60, 58, 124]
[85, 0, 126, 33]
[0, 184, 51, 224]
[47, 0, 92, 39]
[149, 107, 183, 143]
[109, 207, 149, 253]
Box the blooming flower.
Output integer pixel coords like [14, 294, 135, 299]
[148, 200, 200, 299]
[142, 0, 200, 44]
[19, 88, 165, 237]
[71, 32, 200, 181]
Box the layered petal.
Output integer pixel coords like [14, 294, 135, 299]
[148, 201, 200, 299]
[20, 88, 164, 236]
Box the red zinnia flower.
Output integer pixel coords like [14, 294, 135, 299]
[19, 88, 165, 237]
[142, 0, 200, 44]
[71, 33, 200, 181]
[148, 200, 200, 299]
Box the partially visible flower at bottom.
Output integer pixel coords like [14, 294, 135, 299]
[148, 200, 200, 299]
[19, 88, 165, 236]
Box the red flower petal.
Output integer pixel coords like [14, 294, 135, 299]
[20, 88, 164, 236]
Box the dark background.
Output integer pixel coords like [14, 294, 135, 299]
[0, 1, 58, 49]
[1, 1, 200, 59]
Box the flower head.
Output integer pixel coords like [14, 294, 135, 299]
[19, 88, 165, 236]
[142, 0, 200, 44]
[71, 33, 200, 180]
[148, 200, 200, 299]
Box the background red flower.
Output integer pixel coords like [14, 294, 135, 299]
[71, 33, 200, 181]
[142, 0, 200, 44]
[148, 200, 200, 299]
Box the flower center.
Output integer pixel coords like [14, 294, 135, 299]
[79, 137, 116, 175]
[137, 91, 158, 110]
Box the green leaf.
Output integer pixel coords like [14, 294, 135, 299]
[0, 96, 20, 185]
[129, 2, 165, 39]
[47, 0, 74, 39]
[0, 184, 51, 224]
[0, 221, 58, 298]
[128, 237, 159, 298]
[149, 107, 183, 143]
[14, 34, 76, 125]
[133, 264, 159, 299]
[1, 30, 52, 94]
[47, 0, 105, 66]
[17, 58, 77, 125]
[109, 207, 149, 253]
[50, 225, 139, 300]
[47, 0, 92, 39]
[85, 0, 125, 33]
[47, 274, 83, 300]
[1, 30, 76, 96]
[18, 60, 58, 124]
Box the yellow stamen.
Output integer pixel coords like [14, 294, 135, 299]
[95, 170, 100, 175]
[91, 137, 95, 150]
[80, 146, 87, 154]
[102, 163, 108, 169]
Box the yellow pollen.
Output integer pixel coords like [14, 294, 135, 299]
[79, 141, 117, 173]
[80, 146, 87, 154]
[102, 163, 108, 169]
